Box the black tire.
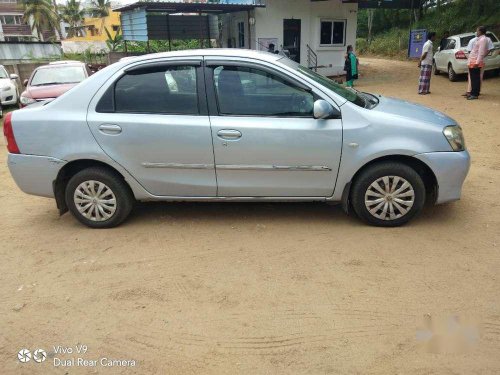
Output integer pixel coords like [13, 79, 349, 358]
[448, 64, 457, 82]
[433, 61, 440, 75]
[351, 162, 426, 227]
[65, 167, 134, 228]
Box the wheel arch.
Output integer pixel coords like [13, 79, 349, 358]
[341, 154, 438, 213]
[53, 159, 133, 215]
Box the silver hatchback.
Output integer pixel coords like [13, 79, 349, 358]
[4, 49, 470, 228]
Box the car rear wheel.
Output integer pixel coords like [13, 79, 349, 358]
[65, 167, 134, 228]
[448, 64, 458, 82]
[351, 162, 426, 227]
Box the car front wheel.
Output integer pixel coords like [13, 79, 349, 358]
[351, 162, 426, 227]
[65, 167, 134, 228]
[433, 61, 440, 75]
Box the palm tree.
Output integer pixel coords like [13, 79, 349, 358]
[89, 0, 111, 36]
[22, 0, 60, 41]
[60, 0, 86, 38]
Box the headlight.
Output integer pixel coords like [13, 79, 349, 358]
[2, 86, 11, 92]
[20, 95, 36, 105]
[443, 125, 465, 151]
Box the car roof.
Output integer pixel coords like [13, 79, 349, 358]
[120, 48, 282, 63]
[36, 61, 86, 69]
[452, 31, 497, 38]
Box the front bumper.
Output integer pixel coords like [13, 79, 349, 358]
[1, 90, 17, 106]
[415, 150, 471, 204]
[7, 154, 66, 198]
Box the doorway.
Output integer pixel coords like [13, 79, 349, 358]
[283, 19, 301, 63]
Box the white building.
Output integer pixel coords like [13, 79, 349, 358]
[117, 0, 358, 77]
[221, 0, 358, 76]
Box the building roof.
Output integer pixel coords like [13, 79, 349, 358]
[114, 1, 265, 14]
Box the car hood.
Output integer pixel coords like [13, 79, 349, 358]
[25, 83, 77, 99]
[0, 77, 12, 87]
[371, 95, 457, 126]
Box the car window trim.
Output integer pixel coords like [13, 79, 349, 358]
[203, 60, 320, 119]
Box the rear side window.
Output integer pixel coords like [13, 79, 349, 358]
[101, 65, 198, 115]
[212, 65, 314, 117]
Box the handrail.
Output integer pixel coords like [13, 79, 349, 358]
[306, 44, 317, 72]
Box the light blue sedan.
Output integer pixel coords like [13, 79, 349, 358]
[4, 49, 470, 228]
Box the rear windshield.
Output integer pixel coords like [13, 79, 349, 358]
[279, 57, 365, 107]
[461, 32, 498, 47]
[31, 66, 86, 86]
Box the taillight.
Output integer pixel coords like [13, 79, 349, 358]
[3, 112, 20, 154]
[455, 50, 467, 59]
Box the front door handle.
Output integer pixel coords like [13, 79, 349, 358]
[217, 129, 242, 140]
[99, 124, 122, 135]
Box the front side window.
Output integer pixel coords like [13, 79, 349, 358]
[212, 65, 314, 117]
[320, 19, 346, 46]
[30, 66, 86, 86]
[114, 65, 198, 115]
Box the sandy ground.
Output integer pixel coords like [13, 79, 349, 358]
[1, 58, 500, 375]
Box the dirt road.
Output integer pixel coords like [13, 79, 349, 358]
[1, 58, 499, 374]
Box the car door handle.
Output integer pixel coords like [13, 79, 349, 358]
[217, 129, 242, 140]
[99, 124, 122, 135]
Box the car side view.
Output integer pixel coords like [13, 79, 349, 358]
[4, 49, 470, 228]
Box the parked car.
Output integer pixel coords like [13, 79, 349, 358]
[0, 64, 20, 112]
[19, 61, 90, 107]
[433, 31, 500, 81]
[4, 49, 470, 228]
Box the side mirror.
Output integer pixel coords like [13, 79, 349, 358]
[10, 73, 19, 80]
[313, 99, 339, 119]
[23, 79, 28, 87]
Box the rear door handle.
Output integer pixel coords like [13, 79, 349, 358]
[99, 124, 122, 135]
[217, 129, 242, 140]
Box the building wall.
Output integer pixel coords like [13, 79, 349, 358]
[222, 0, 358, 76]
[66, 9, 121, 42]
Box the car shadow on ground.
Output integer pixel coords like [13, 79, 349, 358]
[112, 200, 463, 228]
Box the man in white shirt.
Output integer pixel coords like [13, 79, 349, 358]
[418, 32, 436, 95]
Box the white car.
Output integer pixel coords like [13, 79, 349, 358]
[0, 65, 20, 113]
[433, 31, 500, 81]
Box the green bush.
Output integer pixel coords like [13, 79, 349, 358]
[357, 28, 409, 59]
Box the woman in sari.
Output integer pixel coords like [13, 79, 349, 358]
[344, 45, 359, 87]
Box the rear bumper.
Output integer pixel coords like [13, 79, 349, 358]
[415, 150, 471, 204]
[7, 154, 66, 198]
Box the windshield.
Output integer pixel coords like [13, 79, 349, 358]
[0, 67, 8, 79]
[279, 57, 366, 108]
[30, 66, 86, 86]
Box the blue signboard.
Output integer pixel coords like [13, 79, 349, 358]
[408, 29, 427, 59]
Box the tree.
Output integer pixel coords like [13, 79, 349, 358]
[105, 26, 122, 52]
[22, 0, 60, 41]
[89, 0, 111, 36]
[60, 0, 86, 38]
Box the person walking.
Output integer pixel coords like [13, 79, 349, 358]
[418, 32, 436, 95]
[344, 45, 359, 88]
[467, 26, 489, 100]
